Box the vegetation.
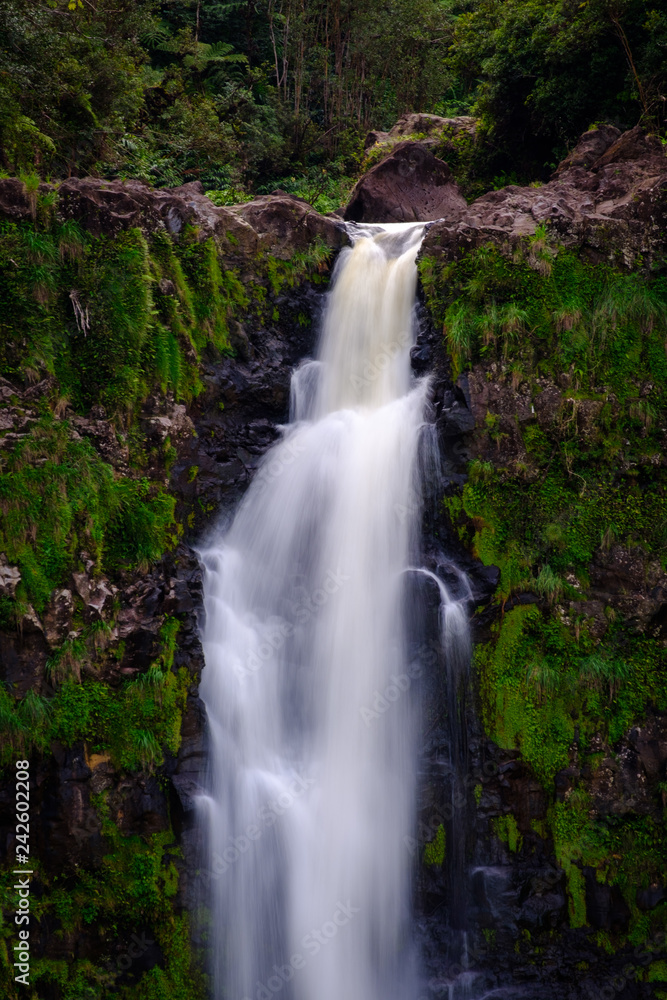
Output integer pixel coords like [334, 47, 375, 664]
[422, 227, 667, 946]
[1, 0, 665, 200]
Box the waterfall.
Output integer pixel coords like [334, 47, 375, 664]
[198, 220, 470, 1000]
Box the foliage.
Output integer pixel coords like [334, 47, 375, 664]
[0, 220, 246, 409]
[0, 417, 178, 612]
[493, 814, 523, 853]
[434, 233, 667, 946]
[0, 617, 187, 769]
[423, 823, 446, 865]
[445, 0, 667, 178]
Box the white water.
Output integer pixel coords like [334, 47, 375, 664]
[199, 221, 441, 1000]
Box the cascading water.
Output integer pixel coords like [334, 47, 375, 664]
[198, 219, 472, 1000]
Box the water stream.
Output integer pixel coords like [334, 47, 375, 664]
[198, 221, 473, 1000]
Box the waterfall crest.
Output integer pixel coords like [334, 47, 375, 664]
[199, 221, 452, 1000]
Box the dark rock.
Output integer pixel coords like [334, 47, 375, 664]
[0, 622, 48, 695]
[584, 868, 631, 931]
[344, 142, 468, 224]
[637, 885, 667, 910]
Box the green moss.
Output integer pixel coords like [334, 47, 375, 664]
[3, 808, 207, 1000]
[475, 605, 574, 785]
[0, 220, 253, 413]
[1, 617, 188, 769]
[423, 824, 446, 866]
[493, 814, 523, 853]
[649, 962, 667, 983]
[475, 600, 667, 788]
[0, 417, 178, 613]
[420, 238, 667, 401]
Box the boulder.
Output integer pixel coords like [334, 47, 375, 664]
[344, 142, 468, 224]
[422, 125, 667, 271]
[227, 192, 348, 258]
[387, 113, 477, 142]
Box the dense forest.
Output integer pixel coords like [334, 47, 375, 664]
[1, 0, 666, 206]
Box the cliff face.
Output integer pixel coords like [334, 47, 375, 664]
[0, 179, 345, 999]
[415, 127, 667, 998]
[0, 126, 666, 1000]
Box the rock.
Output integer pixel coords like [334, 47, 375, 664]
[388, 113, 477, 142]
[0, 177, 347, 263]
[43, 588, 74, 646]
[71, 413, 130, 471]
[422, 125, 667, 271]
[365, 129, 389, 149]
[569, 600, 608, 640]
[72, 571, 117, 622]
[589, 544, 647, 596]
[553, 125, 622, 174]
[142, 399, 195, 448]
[637, 885, 667, 910]
[344, 142, 468, 224]
[227, 193, 348, 258]
[0, 555, 21, 597]
[584, 868, 630, 931]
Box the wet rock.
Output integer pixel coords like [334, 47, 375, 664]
[344, 142, 467, 224]
[170, 697, 208, 812]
